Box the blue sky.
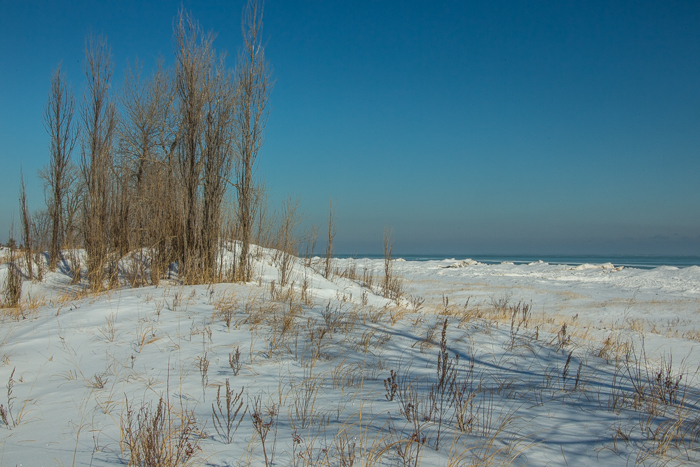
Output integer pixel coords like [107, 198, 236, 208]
[1, 0, 699, 255]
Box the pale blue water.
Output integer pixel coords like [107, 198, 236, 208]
[336, 254, 700, 270]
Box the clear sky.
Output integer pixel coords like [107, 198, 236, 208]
[1, 0, 699, 255]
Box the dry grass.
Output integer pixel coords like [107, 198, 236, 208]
[213, 289, 238, 330]
[211, 378, 247, 444]
[121, 396, 201, 466]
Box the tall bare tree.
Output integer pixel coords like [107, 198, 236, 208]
[145, 63, 180, 283]
[19, 170, 33, 279]
[234, 0, 272, 282]
[80, 35, 117, 291]
[43, 65, 78, 270]
[174, 9, 237, 283]
[174, 10, 214, 282]
[201, 66, 236, 279]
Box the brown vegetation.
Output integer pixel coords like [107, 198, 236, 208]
[22, 0, 278, 289]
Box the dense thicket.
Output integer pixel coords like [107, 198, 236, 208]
[36, 1, 274, 289]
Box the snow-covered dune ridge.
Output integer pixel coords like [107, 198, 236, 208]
[0, 247, 699, 466]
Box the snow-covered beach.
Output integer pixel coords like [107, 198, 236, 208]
[2, 249, 700, 466]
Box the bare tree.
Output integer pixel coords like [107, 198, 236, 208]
[111, 152, 131, 260]
[43, 65, 78, 270]
[201, 63, 236, 280]
[174, 9, 214, 283]
[145, 63, 180, 284]
[31, 208, 50, 280]
[61, 164, 82, 250]
[234, 0, 272, 282]
[174, 9, 238, 283]
[120, 60, 163, 195]
[80, 35, 117, 291]
[19, 170, 33, 279]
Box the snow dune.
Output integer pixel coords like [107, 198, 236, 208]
[0, 250, 699, 466]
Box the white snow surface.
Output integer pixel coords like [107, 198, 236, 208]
[1, 250, 700, 466]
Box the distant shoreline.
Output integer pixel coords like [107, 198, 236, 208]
[334, 254, 700, 269]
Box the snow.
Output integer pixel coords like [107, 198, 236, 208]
[444, 259, 482, 268]
[572, 262, 617, 270]
[1, 250, 700, 466]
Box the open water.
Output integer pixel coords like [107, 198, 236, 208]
[336, 254, 700, 269]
